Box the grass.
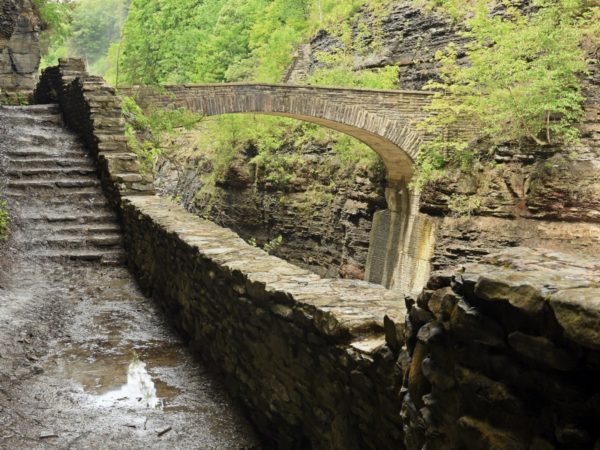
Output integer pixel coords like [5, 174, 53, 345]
[0, 200, 10, 240]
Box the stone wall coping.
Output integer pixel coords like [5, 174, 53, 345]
[123, 194, 407, 345]
[119, 82, 436, 97]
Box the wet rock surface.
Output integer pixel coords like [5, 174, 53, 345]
[0, 105, 260, 449]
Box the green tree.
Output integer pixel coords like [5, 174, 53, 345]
[70, 0, 129, 65]
[35, 0, 74, 68]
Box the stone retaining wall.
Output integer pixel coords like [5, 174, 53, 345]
[402, 248, 600, 449]
[122, 194, 407, 449]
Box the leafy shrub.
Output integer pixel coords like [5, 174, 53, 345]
[414, 0, 594, 188]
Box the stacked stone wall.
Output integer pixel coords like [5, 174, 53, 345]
[33, 58, 154, 208]
[402, 248, 600, 449]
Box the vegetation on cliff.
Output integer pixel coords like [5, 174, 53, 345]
[118, 0, 394, 86]
[414, 0, 597, 188]
[117, 0, 394, 196]
[35, 0, 596, 210]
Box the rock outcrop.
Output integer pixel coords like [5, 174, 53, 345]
[0, 0, 42, 102]
[156, 144, 386, 279]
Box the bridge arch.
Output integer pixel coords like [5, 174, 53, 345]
[121, 83, 437, 295]
[122, 83, 433, 185]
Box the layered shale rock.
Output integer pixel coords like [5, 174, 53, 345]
[0, 0, 41, 102]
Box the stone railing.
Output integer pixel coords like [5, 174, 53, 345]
[33, 58, 154, 208]
[33, 59, 600, 449]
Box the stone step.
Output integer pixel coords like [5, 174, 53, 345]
[37, 223, 122, 235]
[29, 234, 123, 248]
[7, 157, 94, 169]
[7, 131, 75, 146]
[20, 212, 117, 224]
[3, 188, 106, 201]
[0, 104, 60, 114]
[6, 198, 110, 212]
[6, 167, 97, 178]
[30, 249, 127, 265]
[6, 148, 86, 159]
[7, 178, 101, 190]
[0, 113, 63, 127]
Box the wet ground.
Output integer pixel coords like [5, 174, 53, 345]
[0, 105, 261, 449]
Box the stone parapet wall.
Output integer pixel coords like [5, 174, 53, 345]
[121, 194, 407, 450]
[33, 58, 154, 207]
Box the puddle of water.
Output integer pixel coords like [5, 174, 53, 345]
[52, 343, 184, 410]
[94, 356, 161, 409]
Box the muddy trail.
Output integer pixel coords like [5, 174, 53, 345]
[0, 105, 261, 449]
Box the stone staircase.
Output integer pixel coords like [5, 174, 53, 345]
[0, 104, 126, 266]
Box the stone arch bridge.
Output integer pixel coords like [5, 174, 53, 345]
[121, 83, 439, 294]
[120, 83, 434, 185]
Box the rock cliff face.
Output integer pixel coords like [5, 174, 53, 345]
[155, 132, 386, 279]
[0, 0, 41, 101]
[402, 248, 600, 449]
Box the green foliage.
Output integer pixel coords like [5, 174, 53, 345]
[70, 0, 129, 63]
[263, 235, 284, 254]
[122, 96, 202, 170]
[307, 0, 399, 89]
[248, 235, 284, 253]
[308, 64, 399, 89]
[35, 0, 73, 69]
[38, 0, 129, 72]
[332, 134, 381, 169]
[33, 0, 72, 39]
[414, 0, 593, 188]
[447, 193, 481, 216]
[118, 0, 398, 86]
[0, 200, 10, 240]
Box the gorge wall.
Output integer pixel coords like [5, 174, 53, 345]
[0, 0, 41, 102]
[156, 136, 387, 280]
[290, 0, 600, 271]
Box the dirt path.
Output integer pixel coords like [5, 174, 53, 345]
[0, 105, 261, 449]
